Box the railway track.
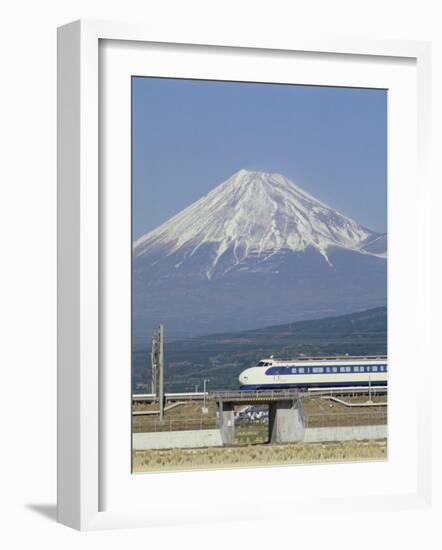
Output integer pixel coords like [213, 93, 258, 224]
[132, 386, 387, 403]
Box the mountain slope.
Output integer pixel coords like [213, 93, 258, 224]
[132, 307, 387, 392]
[133, 170, 387, 342]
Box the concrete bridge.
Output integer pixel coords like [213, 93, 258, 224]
[132, 387, 387, 449]
[214, 390, 303, 445]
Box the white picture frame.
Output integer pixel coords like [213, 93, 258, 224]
[57, 19, 434, 531]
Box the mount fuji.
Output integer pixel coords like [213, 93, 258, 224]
[133, 170, 387, 343]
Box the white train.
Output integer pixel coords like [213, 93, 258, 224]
[238, 355, 388, 390]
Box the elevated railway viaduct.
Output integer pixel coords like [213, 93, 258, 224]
[133, 387, 387, 445]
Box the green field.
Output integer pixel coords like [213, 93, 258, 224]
[133, 307, 387, 392]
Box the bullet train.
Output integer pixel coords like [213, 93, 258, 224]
[239, 355, 388, 390]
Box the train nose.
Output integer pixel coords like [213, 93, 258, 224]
[239, 370, 249, 385]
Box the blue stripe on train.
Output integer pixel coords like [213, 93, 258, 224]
[240, 380, 388, 391]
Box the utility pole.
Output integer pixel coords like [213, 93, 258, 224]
[151, 332, 159, 399]
[159, 323, 165, 421]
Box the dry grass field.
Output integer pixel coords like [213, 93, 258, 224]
[235, 424, 268, 444]
[132, 438, 387, 472]
[132, 401, 218, 433]
[302, 395, 387, 427]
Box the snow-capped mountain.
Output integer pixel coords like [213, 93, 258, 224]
[133, 170, 387, 342]
[134, 169, 385, 277]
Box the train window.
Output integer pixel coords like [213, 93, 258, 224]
[345, 367, 351, 372]
[332, 367, 338, 373]
[312, 367, 324, 373]
[291, 368, 297, 374]
[325, 367, 331, 373]
[298, 367, 304, 373]
[354, 366, 360, 372]
[372, 366, 378, 372]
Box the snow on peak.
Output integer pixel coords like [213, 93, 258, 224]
[133, 169, 383, 276]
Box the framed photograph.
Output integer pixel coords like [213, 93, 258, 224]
[57, 20, 433, 530]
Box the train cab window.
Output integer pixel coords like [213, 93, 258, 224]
[257, 361, 265, 366]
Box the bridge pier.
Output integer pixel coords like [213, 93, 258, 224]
[268, 400, 304, 443]
[218, 400, 235, 445]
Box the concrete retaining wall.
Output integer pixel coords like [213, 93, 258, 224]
[303, 425, 387, 443]
[133, 429, 223, 450]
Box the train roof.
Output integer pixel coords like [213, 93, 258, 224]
[263, 355, 388, 362]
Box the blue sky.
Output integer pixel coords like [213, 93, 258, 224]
[132, 77, 387, 239]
